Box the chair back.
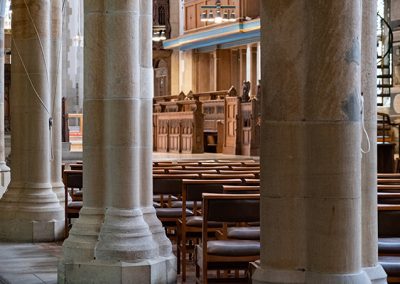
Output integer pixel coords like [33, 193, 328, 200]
[183, 179, 243, 202]
[203, 193, 260, 223]
[63, 170, 83, 188]
[378, 206, 400, 237]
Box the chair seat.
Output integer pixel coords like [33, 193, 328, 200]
[379, 238, 400, 254]
[379, 256, 400, 277]
[186, 216, 222, 228]
[171, 200, 201, 209]
[156, 208, 193, 218]
[153, 194, 178, 203]
[71, 190, 82, 201]
[207, 240, 260, 256]
[227, 226, 260, 240]
[68, 201, 83, 210]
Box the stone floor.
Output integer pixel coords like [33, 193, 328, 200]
[0, 242, 195, 284]
[0, 242, 61, 284]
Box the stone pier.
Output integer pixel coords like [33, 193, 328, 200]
[361, 0, 387, 283]
[253, 1, 371, 283]
[0, 0, 64, 242]
[59, 1, 175, 283]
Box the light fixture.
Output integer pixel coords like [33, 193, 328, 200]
[153, 25, 167, 42]
[200, 0, 237, 24]
[200, 10, 208, 22]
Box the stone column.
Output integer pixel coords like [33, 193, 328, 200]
[60, 1, 176, 282]
[361, 0, 387, 282]
[139, 0, 174, 260]
[0, 0, 10, 199]
[0, 0, 64, 242]
[246, 44, 252, 95]
[59, 0, 108, 266]
[50, 0, 64, 205]
[253, 1, 370, 283]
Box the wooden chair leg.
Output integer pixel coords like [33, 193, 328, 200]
[182, 233, 187, 282]
[176, 225, 181, 275]
[64, 216, 69, 238]
[202, 262, 208, 284]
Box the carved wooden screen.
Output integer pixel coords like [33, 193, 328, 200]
[223, 96, 239, 154]
[239, 102, 251, 156]
[157, 119, 169, 152]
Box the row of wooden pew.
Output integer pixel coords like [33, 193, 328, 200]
[63, 159, 261, 283]
[153, 159, 261, 282]
[377, 173, 400, 283]
[63, 162, 400, 283]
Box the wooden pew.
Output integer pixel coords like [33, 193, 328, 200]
[195, 193, 260, 284]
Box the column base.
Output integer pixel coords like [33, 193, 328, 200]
[142, 206, 173, 257]
[363, 265, 387, 284]
[305, 270, 371, 284]
[251, 262, 305, 284]
[0, 218, 64, 242]
[0, 183, 64, 242]
[62, 207, 104, 261]
[0, 169, 10, 198]
[95, 207, 158, 262]
[58, 254, 177, 284]
[52, 182, 65, 207]
[251, 262, 372, 284]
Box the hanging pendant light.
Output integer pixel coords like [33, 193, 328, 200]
[200, 0, 237, 24]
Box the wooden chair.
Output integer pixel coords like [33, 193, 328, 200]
[230, 166, 260, 171]
[378, 204, 400, 283]
[219, 170, 260, 178]
[63, 170, 83, 238]
[379, 193, 400, 204]
[378, 185, 400, 193]
[200, 173, 256, 180]
[378, 179, 400, 185]
[222, 185, 260, 194]
[183, 166, 230, 170]
[178, 179, 243, 281]
[168, 169, 219, 175]
[378, 173, 400, 179]
[153, 174, 199, 249]
[195, 193, 260, 284]
[69, 163, 83, 170]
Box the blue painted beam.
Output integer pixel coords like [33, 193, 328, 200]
[163, 19, 260, 51]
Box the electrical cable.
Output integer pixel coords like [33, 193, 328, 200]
[360, 93, 371, 154]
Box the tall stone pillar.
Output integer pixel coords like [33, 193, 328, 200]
[0, 0, 64, 242]
[59, 0, 108, 266]
[246, 44, 251, 84]
[50, 0, 64, 205]
[0, 0, 10, 199]
[139, 0, 174, 260]
[59, 1, 176, 282]
[361, 0, 387, 283]
[253, 1, 370, 283]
